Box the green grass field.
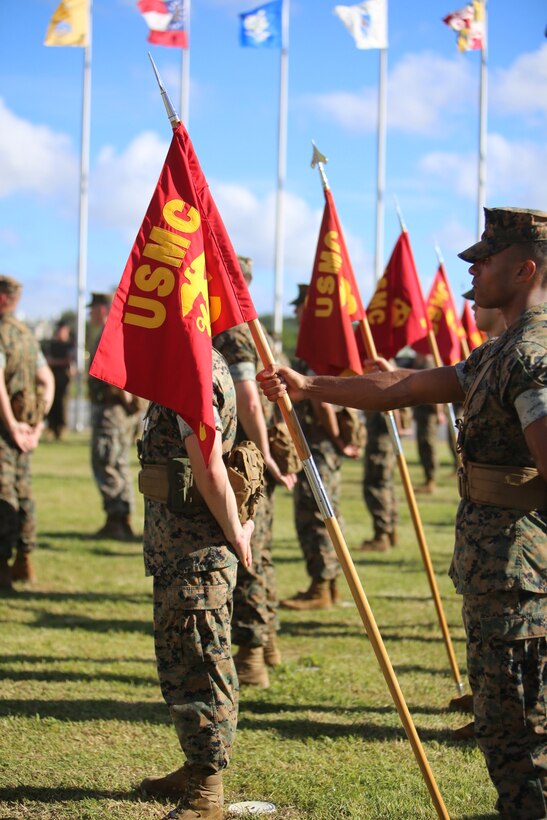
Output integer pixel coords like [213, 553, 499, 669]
[0, 431, 499, 819]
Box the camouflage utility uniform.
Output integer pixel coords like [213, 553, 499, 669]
[363, 411, 397, 540]
[413, 403, 438, 483]
[0, 313, 46, 565]
[213, 323, 278, 648]
[293, 359, 342, 583]
[451, 302, 547, 819]
[88, 332, 139, 521]
[140, 350, 239, 771]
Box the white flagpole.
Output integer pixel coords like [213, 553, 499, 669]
[273, 0, 289, 348]
[477, 0, 487, 238]
[180, 0, 191, 125]
[74, 0, 93, 431]
[374, 46, 387, 283]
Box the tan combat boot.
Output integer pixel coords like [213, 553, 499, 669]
[416, 480, 436, 495]
[95, 514, 130, 541]
[140, 762, 191, 799]
[448, 692, 474, 714]
[234, 645, 269, 688]
[360, 533, 391, 552]
[280, 579, 332, 611]
[11, 551, 36, 583]
[164, 766, 224, 819]
[452, 721, 475, 741]
[329, 578, 340, 605]
[0, 559, 13, 591]
[263, 629, 281, 668]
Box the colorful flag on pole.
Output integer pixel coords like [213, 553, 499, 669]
[443, 1, 484, 52]
[333, 0, 387, 50]
[239, 0, 283, 48]
[413, 263, 467, 365]
[89, 122, 257, 465]
[461, 299, 485, 352]
[295, 188, 364, 376]
[44, 0, 89, 47]
[137, 0, 188, 48]
[366, 231, 430, 360]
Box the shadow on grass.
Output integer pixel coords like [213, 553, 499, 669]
[8, 590, 150, 605]
[19, 608, 153, 635]
[0, 699, 168, 724]
[239, 699, 450, 718]
[0, 669, 157, 686]
[0, 785, 139, 803]
[279, 619, 465, 645]
[0, 653, 152, 665]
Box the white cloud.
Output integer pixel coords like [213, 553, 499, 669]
[0, 99, 78, 200]
[491, 43, 547, 117]
[419, 133, 547, 206]
[303, 51, 473, 135]
[90, 130, 170, 239]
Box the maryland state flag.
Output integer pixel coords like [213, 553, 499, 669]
[89, 122, 257, 464]
[461, 299, 485, 353]
[413, 263, 467, 365]
[366, 231, 430, 360]
[296, 188, 365, 376]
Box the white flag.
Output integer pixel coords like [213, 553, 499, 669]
[334, 0, 387, 49]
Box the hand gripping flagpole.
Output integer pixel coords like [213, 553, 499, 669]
[313, 148, 464, 699]
[394, 198, 461, 464]
[150, 60, 449, 819]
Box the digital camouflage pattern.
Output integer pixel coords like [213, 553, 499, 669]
[458, 207, 547, 263]
[213, 323, 281, 647]
[293, 359, 342, 582]
[463, 592, 547, 819]
[363, 411, 397, 538]
[452, 302, 547, 818]
[451, 302, 547, 595]
[141, 349, 239, 772]
[0, 313, 45, 562]
[153, 564, 238, 771]
[88, 330, 142, 517]
[141, 349, 237, 577]
[413, 404, 438, 483]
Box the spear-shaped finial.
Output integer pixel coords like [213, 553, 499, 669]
[393, 195, 407, 233]
[434, 241, 444, 265]
[310, 141, 330, 191]
[148, 51, 180, 130]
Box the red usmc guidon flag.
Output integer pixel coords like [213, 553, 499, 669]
[90, 122, 257, 465]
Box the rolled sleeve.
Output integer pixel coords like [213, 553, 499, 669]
[177, 406, 224, 442]
[515, 388, 547, 431]
[229, 361, 256, 384]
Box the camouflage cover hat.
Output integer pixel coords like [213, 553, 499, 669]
[86, 292, 112, 308]
[237, 256, 253, 280]
[462, 288, 475, 300]
[458, 207, 547, 263]
[0, 274, 22, 295]
[290, 284, 309, 307]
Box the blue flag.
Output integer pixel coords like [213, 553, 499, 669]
[239, 0, 282, 47]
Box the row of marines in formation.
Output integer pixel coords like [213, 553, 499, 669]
[0, 206, 546, 820]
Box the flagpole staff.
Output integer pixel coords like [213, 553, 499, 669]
[180, 0, 191, 125]
[150, 63, 450, 819]
[312, 153, 463, 697]
[394, 199, 460, 458]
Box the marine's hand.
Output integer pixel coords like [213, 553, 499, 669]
[264, 454, 297, 490]
[233, 520, 254, 569]
[362, 357, 393, 374]
[256, 365, 306, 403]
[341, 443, 361, 459]
[10, 421, 34, 452]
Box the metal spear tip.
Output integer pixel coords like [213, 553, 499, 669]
[148, 51, 180, 129]
[310, 141, 328, 169]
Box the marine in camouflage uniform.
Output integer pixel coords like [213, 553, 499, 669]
[451, 299, 547, 819]
[139, 349, 253, 818]
[0, 275, 54, 589]
[256, 208, 547, 819]
[87, 293, 143, 541]
[361, 410, 397, 551]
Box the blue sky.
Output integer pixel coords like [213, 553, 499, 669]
[0, 0, 545, 323]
